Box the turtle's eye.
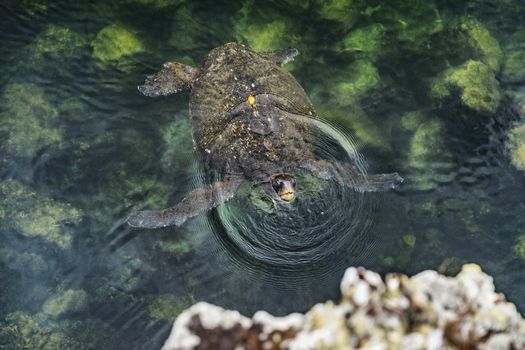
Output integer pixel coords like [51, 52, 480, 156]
[272, 180, 283, 193]
[291, 178, 296, 188]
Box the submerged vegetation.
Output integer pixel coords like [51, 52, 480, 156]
[0, 0, 525, 348]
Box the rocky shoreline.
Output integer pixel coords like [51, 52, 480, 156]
[162, 264, 525, 350]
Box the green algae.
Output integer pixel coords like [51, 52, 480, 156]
[406, 119, 455, 191]
[400, 111, 426, 132]
[147, 294, 194, 320]
[330, 60, 381, 104]
[161, 118, 194, 174]
[0, 312, 116, 350]
[340, 24, 384, 60]
[42, 290, 88, 318]
[506, 123, 525, 171]
[315, 0, 360, 28]
[514, 236, 525, 261]
[92, 24, 144, 63]
[502, 49, 525, 83]
[0, 180, 82, 249]
[402, 233, 417, 248]
[235, 20, 288, 52]
[430, 60, 501, 114]
[0, 83, 62, 158]
[28, 25, 86, 61]
[460, 17, 503, 72]
[119, 0, 184, 7]
[316, 104, 390, 151]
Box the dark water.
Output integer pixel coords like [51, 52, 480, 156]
[1, 0, 525, 348]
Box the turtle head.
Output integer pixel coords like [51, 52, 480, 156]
[269, 173, 297, 203]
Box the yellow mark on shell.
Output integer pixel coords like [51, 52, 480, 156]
[248, 95, 256, 109]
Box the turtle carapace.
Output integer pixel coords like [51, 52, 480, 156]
[127, 43, 403, 228]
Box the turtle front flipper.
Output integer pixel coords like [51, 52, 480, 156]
[300, 160, 403, 192]
[138, 62, 200, 97]
[127, 175, 244, 228]
[259, 47, 299, 66]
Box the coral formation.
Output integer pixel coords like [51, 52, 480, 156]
[0, 180, 82, 249]
[28, 25, 86, 61]
[0, 83, 62, 158]
[161, 264, 525, 350]
[92, 24, 144, 63]
[430, 60, 501, 114]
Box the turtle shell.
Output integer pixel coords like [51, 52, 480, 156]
[189, 43, 318, 179]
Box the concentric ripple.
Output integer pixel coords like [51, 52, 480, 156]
[212, 117, 381, 277]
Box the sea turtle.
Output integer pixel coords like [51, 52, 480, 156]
[127, 43, 403, 228]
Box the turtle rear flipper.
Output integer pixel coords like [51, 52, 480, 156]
[127, 175, 243, 228]
[301, 159, 403, 192]
[138, 62, 200, 97]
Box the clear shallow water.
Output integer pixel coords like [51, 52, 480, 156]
[1, 0, 525, 348]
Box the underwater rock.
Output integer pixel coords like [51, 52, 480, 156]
[406, 119, 455, 191]
[28, 25, 86, 62]
[42, 289, 88, 318]
[330, 60, 381, 104]
[460, 17, 503, 72]
[430, 59, 501, 114]
[506, 122, 525, 171]
[379, 0, 443, 44]
[502, 29, 525, 84]
[315, 0, 360, 29]
[339, 23, 384, 61]
[148, 294, 195, 321]
[0, 311, 116, 350]
[161, 264, 525, 350]
[91, 24, 144, 63]
[316, 103, 390, 151]
[0, 83, 62, 158]
[234, 19, 288, 52]
[118, 0, 184, 8]
[0, 179, 82, 249]
[514, 236, 525, 262]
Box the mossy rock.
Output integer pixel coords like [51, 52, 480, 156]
[315, 0, 361, 29]
[92, 24, 144, 63]
[0, 179, 82, 249]
[42, 289, 88, 318]
[514, 236, 525, 261]
[330, 60, 381, 104]
[118, 0, 184, 8]
[502, 49, 525, 84]
[28, 25, 87, 62]
[0, 312, 116, 350]
[147, 294, 194, 320]
[406, 119, 455, 191]
[234, 19, 289, 52]
[316, 103, 390, 151]
[506, 122, 525, 171]
[460, 17, 503, 72]
[161, 118, 194, 174]
[339, 23, 385, 61]
[430, 60, 501, 114]
[0, 83, 62, 158]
